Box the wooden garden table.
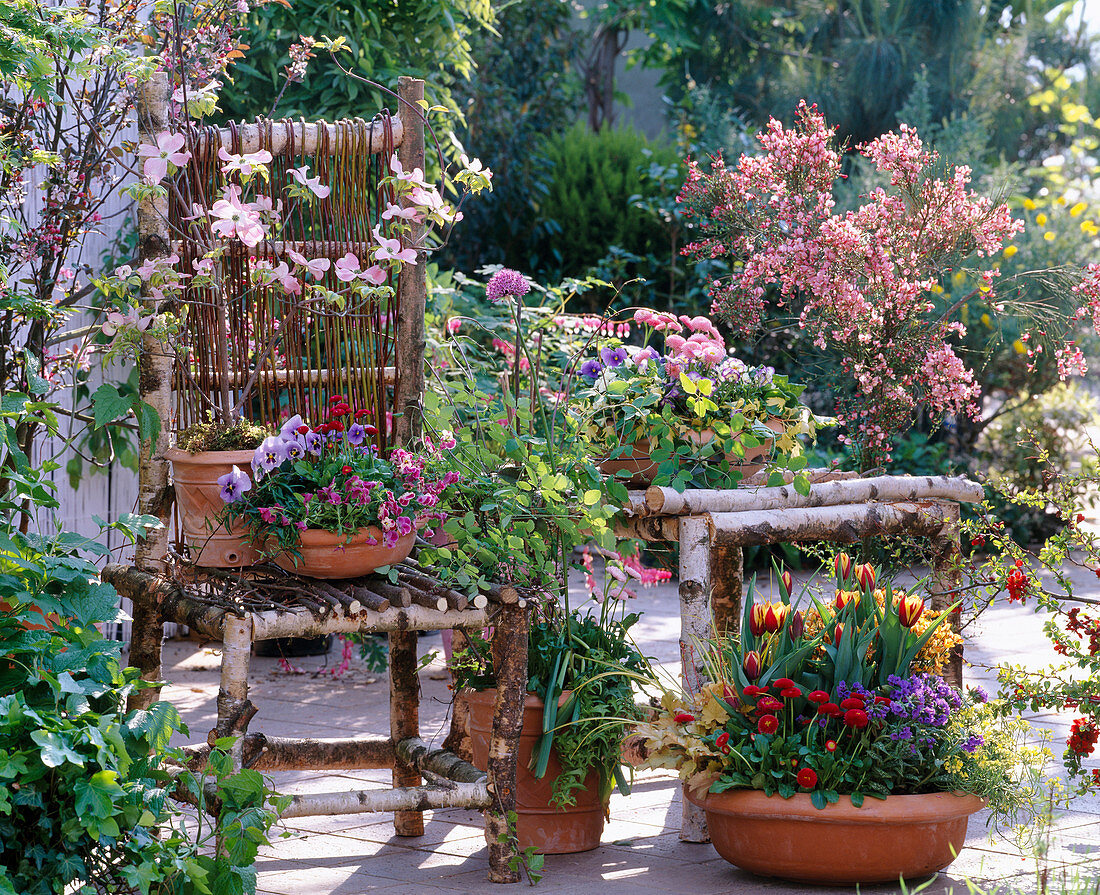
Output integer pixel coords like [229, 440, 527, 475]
[617, 470, 984, 842]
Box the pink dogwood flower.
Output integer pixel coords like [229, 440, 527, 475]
[209, 185, 266, 247]
[139, 132, 191, 182]
[371, 226, 416, 264]
[288, 164, 331, 198]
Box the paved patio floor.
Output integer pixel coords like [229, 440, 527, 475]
[158, 565, 1100, 895]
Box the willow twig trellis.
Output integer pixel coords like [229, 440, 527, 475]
[618, 471, 982, 843]
[115, 74, 528, 884]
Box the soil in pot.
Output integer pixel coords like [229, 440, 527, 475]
[167, 448, 260, 568]
[687, 788, 984, 885]
[466, 689, 606, 854]
[272, 527, 415, 579]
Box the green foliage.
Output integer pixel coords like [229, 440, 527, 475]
[442, 0, 583, 273]
[217, 0, 496, 121]
[529, 124, 681, 291]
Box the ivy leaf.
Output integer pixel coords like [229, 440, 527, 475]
[23, 350, 49, 396]
[133, 399, 161, 448]
[792, 472, 811, 496]
[91, 384, 133, 429]
[31, 730, 84, 768]
[582, 489, 601, 506]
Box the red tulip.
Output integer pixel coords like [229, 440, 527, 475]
[743, 650, 762, 681]
[855, 563, 876, 591]
[834, 552, 852, 583]
[749, 604, 768, 637]
[898, 593, 925, 628]
[763, 601, 788, 633]
[780, 569, 793, 596]
[834, 590, 859, 612]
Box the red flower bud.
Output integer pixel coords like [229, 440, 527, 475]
[897, 593, 925, 628]
[796, 767, 818, 789]
[774, 678, 795, 690]
[834, 589, 860, 612]
[743, 650, 762, 681]
[839, 697, 865, 711]
[715, 732, 731, 754]
[674, 712, 695, 724]
[780, 569, 793, 596]
[808, 690, 829, 704]
[787, 609, 804, 641]
[833, 623, 845, 644]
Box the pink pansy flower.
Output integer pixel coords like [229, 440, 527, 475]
[334, 252, 361, 282]
[287, 250, 331, 278]
[371, 226, 416, 264]
[139, 132, 191, 182]
[209, 185, 266, 247]
[288, 164, 331, 198]
[218, 147, 274, 177]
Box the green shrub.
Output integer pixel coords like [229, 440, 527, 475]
[534, 123, 681, 285]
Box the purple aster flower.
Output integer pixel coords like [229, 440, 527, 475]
[217, 465, 251, 504]
[600, 346, 629, 368]
[485, 268, 531, 303]
[347, 422, 366, 446]
[580, 359, 604, 382]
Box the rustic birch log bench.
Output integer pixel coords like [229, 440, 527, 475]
[107, 74, 529, 883]
[619, 469, 984, 843]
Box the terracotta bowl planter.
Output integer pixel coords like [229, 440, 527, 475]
[466, 689, 606, 854]
[167, 448, 260, 568]
[597, 418, 785, 487]
[687, 788, 984, 885]
[272, 526, 415, 579]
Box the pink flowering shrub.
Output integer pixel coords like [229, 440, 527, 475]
[679, 102, 1024, 466]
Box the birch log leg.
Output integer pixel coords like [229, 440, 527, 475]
[389, 630, 423, 836]
[443, 628, 473, 762]
[677, 516, 711, 842]
[485, 602, 527, 883]
[212, 615, 256, 750]
[126, 586, 163, 713]
[930, 502, 964, 689]
[709, 544, 743, 637]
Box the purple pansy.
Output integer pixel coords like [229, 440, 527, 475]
[279, 414, 304, 439]
[580, 359, 603, 382]
[253, 435, 289, 478]
[217, 465, 252, 504]
[347, 422, 366, 446]
[600, 346, 629, 368]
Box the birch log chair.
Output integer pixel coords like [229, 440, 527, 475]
[620, 468, 983, 843]
[102, 75, 528, 883]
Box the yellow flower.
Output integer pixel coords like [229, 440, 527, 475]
[1082, 220, 1099, 237]
[1036, 212, 1048, 227]
[930, 283, 944, 294]
[980, 313, 992, 327]
[1023, 198, 1037, 210]
[1013, 339, 1027, 354]
[1070, 202, 1087, 217]
[1003, 245, 1018, 259]
[1056, 195, 1067, 206]
[1044, 231, 1056, 241]
[952, 271, 965, 286]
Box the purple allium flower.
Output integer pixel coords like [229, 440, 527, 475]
[347, 422, 366, 446]
[485, 268, 531, 303]
[217, 465, 251, 504]
[600, 346, 629, 368]
[580, 359, 603, 382]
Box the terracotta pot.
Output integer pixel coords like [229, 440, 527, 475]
[466, 689, 606, 854]
[597, 418, 785, 486]
[687, 788, 984, 884]
[0, 599, 57, 631]
[272, 526, 415, 579]
[166, 448, 260, 568]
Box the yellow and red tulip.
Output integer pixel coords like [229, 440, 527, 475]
[897, 593, 925, 628]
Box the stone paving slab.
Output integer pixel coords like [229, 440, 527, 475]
[159, 566, 1100, 895]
